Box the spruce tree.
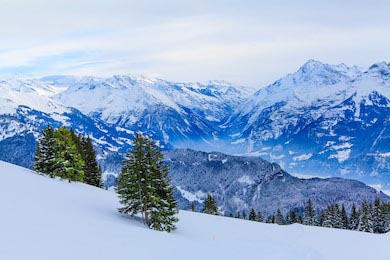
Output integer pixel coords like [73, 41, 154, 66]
[256, 211, 264, 222]
[340, 204, 348, 229]
[116, 133, 178, 232]
[191, 202, 196, 212]
[202, 194, 219, 215]
[52, 127, 85, 182]
[358, 202, 374, 233]
[373, 198, 384, 233]
[82, 136, 102, 187]
[248, 208, 257, 221]
[303, 199, 315, 226]
[275, 209, 285, 225]
[349, 204, 359, 230]
[34, 125, 56, 177]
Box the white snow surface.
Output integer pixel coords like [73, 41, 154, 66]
[1, 160, 389, 260]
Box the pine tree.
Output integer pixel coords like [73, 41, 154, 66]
[236, 212, 241, 219]
[349, 204, 359, 230]
[340, 204, 348, 229]
[303, 199, 315, 226]
[372, 198, 384, 233]
[287, 209, 297, 224]
[248, 208, 257, 221]
[191, 202, 196, 212]
[275, 209, 285, 225]
[256, 211, 264, 222]
[333, 204, 343, 229]
[34, 125, 56, 177]
[82, 136, 102, 187]
[116, 133, 178, 232]
[322, 205, 334, 228]
[52, 127, 85, 182]
[202, 194, 219, 215]
[358, 202, 374, 233]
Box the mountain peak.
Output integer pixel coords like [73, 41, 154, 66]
[299, 59, 327, 73]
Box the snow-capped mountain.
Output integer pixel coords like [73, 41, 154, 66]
[49, 75, 252, 148]
[226, 60, 390, 190]
[0, 78, 136, 168]
[1, 62, 390, 191]
[164, 149, 389, 216]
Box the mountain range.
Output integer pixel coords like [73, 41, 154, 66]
[0, 60, 389, 194]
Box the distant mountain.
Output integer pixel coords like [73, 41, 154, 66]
[49, 75, 252, 149]
[0, 78, 136, 169]
[164, 149, 389, 216]
[1, 61, 390, 191]
[225, 60, 390, 190]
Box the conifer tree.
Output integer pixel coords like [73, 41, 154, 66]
[372, 198, 384, 233]
[191, 202, 196, 212]
[303, 199, 315, 225]
[256, 211, 264, 222]
[275, 209, 285, 225]
[34, 125, 56, 177]
[53, 127, 85, 182]
[116, 133, 178, 232]
[82, 136, 102, 187]
[287, 209, 297, 224]
[349, 204, 359, 230]
[248, 208, 257, 221]
[358, 202, 374, 233]
[202, 194, 219, 215]
[242, 210, 247, 220]
[340, 204, 348, 229]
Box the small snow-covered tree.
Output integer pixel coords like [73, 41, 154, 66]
[349, 204, 359, 230]
[303, 199, 315, 226]
[358, 202, 374, 233]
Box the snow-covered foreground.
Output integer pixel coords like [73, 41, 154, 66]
[0, 161, 389, 260]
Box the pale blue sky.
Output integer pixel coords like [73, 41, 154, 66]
[0, 0, 389, 87]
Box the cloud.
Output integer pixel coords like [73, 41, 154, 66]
[1, 0, 390, 86]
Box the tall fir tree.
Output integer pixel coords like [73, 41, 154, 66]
[349, 204, 359, 230]
[358, 202, 374, 233]
[34, 125, 56, 177]
[340, 204, 349, 229]
[116, 133, 178, 232]
[82, 136, 102, 187]
[52, 127, 85, 182]
[303, 199, 315, 225]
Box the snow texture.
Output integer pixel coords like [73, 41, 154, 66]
[1, 160, 389, 260]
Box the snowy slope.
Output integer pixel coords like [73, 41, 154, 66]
[1, 160, 389, 260]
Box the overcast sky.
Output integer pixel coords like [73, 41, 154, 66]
[0, 0, 390, 87]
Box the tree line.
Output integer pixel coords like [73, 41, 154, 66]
[34, 125, 102, 187]
[201, 196, 390, 233]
